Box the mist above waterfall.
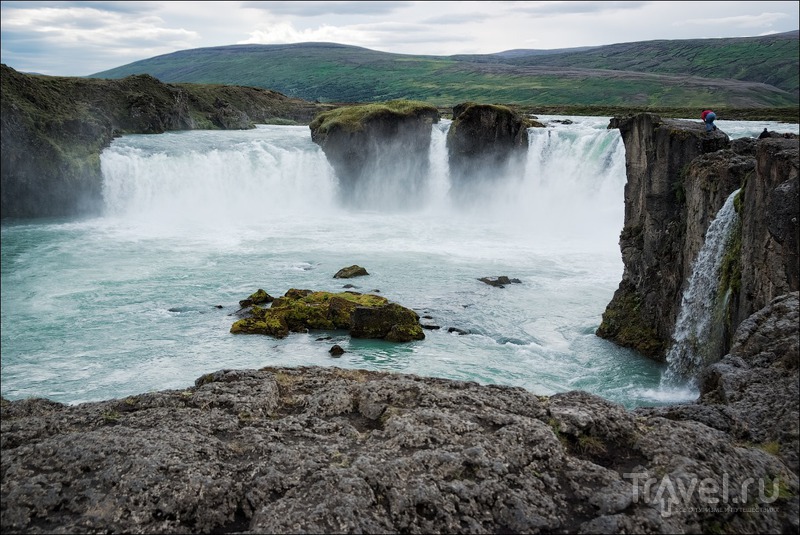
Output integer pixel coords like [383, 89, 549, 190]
[100, 117, 627, 251]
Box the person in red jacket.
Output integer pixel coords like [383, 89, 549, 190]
[701, 110, 717, 131]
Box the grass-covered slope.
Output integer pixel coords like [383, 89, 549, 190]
[89, 34, 799, 109]
[506, 31, 800, 95]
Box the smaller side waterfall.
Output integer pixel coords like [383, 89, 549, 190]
[662, 188, 741, 385]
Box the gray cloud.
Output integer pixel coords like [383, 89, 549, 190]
[2, 1, 797, 77]
[241, 1, 413, 17]
[423, 12, 494, 25]
[513, 1, 649, 16]
[1, 1, 151, 14]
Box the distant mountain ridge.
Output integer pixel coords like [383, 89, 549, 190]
[89, 32, 800, 108]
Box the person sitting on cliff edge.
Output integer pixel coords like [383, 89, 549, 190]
[701, 109, 717, 131]
[758, 127, 771, 139]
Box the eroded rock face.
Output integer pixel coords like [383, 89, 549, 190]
[597, 113, 798, 362]
[446, 102, 529, 196]
[737, 139, 799, 327]
[309, 102, 440, 208]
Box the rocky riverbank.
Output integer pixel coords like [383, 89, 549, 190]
[2, 293, 798, 534]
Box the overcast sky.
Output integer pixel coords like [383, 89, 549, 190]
[1, 1, 798, 77]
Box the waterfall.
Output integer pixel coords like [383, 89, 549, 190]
[662, 189, 741, 385]
[100, 126, 339, 226]
[99, 118, 627, 245]
[518, 122, 626, 237]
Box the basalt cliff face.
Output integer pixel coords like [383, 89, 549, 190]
[446, 103, 529, 194]
[597, 113, 799, 362]
[0, 64, 328, 219]
[308, 101, 534, 207]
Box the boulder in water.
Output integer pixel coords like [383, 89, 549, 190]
[479, 276, 522, 288]
[334, 265, 369, 279]
[238, 288, 274, 308]
[230, 288, 424, 342]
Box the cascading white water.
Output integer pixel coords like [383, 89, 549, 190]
[519, 121, 626, 242]
[662, 188, 741, 385]
[101, 127, 340, 228]
[99, 119, 626, 243]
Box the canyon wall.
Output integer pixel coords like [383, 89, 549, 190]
[597, 113, 798, 363]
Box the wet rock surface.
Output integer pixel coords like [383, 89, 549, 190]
[309, 101, 439, 207]
[229, 288, 425, 342]
[334, 265, 369, 279]
[446, 102, 529, 198]
[642, 291, 800, 475]
[478, 276, 522, 288]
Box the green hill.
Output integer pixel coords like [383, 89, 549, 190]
[503, 31, 799, 95]
[89, 34, 800, 109]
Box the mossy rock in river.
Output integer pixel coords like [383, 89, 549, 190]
[230, 289, 424, 342]
[350, 303, 426, 342]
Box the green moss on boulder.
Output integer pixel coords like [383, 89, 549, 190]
[230, 289, 424, 342]
[350, 303, 425, 342]
[238, 288, 274, 308]
[309, 100, 438, 135]
[308, 100, 439, 207]
[596, 283, 665, 359]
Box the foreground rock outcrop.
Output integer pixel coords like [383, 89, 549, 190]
[3, 295, 798, 534]
[309, 100, 440, 207]
[0, 64, 329, 219]
[597, 113, 799, 361]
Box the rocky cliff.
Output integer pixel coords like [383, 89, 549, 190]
[0, 64, 328, 219]
[307, 101, 532, 206]
[446, 103, 529, 198]
[597, 113, 799, 363]
[309, 100, 439, 207]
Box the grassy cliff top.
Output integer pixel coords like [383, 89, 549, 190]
[309, 100, 439, 134]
